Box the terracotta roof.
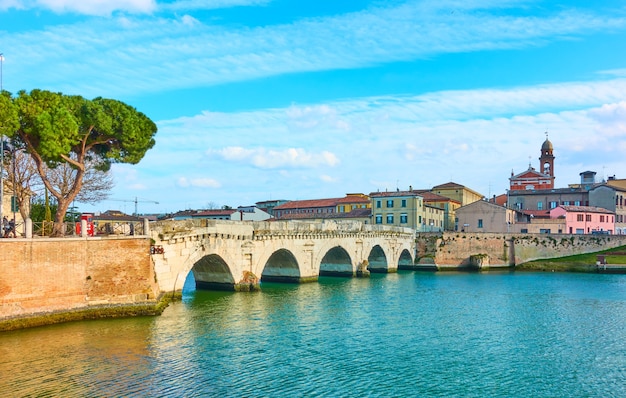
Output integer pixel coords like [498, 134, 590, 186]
[276, 208, 371, 220]
[519, 209, 551, 218]
[336, 195, 370, 204]
[417, 191, 462, 204]
[274, 198, 342, 210]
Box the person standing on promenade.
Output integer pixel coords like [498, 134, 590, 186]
[2, 216, 9, 238]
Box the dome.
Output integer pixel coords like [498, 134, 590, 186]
[541, 138, 553, 151]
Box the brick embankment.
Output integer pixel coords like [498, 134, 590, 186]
[0, 237, 162, 331]
[417, 232, 626, 269]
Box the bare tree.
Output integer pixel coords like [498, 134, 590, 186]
[43, 157, 115, 205]
[5, 148, 114, 222]
[2, 147, 38, 222]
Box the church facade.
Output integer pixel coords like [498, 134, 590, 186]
[508, 135, 555, 191]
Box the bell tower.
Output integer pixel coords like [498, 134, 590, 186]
[540, 132, 554, 178]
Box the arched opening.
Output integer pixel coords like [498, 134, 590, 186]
[367, 245, 388, 273]
[320, 246, 353, 277]
[261, 249, 303, 283]
[397, 249, 414, 270]
[191, 254, 236, 291]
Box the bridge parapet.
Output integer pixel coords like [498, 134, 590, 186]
[150, 219, 415, 241]
[250, 220, 415, 238]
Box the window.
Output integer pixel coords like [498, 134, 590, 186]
[537, 202, 543, 210]
[386, 200, 394, 208]
[375, 214, 382, 224]
[400, 213, 408, 224]
[376, 200, 382, 209]
[401, 199, 407, 208]
[586, 214, 592, 222]
[478, 219, 483, 228]
[577, 214, 583, 222]
[386, 214, 394, 224]
[576, 228, 584, 234]
[563, 201, 570, 206]
[340, 205, 345, 213]
[600, 215, 605, 222]
[550, 201, 558, 209]
[575, 201, 580, 206]
[540, 229, 551, 234]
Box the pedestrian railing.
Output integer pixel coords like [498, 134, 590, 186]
[8, 220, 150, 238]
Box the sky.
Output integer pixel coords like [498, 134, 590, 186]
[1, 0, 626, 215]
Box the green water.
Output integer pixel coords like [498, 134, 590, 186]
[1, 271, 625, 397]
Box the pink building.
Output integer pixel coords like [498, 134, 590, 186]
[550, 205, 615, 235]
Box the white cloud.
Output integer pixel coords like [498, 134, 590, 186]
[177, 177, 221, 188]
[0, 0, 157, 15]
[320, 175, 338, 183]
[213, 147, 340, 169]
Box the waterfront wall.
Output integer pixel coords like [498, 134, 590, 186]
[417, 232, 626, 268]
[0, 237, 159, 321]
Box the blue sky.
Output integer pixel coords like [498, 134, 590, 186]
[1, 0, 626, 215]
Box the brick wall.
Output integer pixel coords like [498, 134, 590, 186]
[0, 237, 159, 319]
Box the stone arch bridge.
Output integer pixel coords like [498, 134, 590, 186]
[150, 219, 416, 292]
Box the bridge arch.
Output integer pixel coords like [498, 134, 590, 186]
[261, 249, 303, 283]
[319, 246, 354, 277]
[398, 249, 413, 269]
[192, 254, 236, 291]
[368, 244, 389, 273]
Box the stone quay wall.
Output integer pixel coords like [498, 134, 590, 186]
[417, 232, 626, 268]
[0, 237, 159, 321]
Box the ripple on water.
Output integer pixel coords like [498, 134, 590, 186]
[1, 272, 626, 397]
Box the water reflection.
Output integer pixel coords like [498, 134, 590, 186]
[1, 272, 625, 397]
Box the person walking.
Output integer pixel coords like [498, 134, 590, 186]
[2, 216, 9, 238]
[8, 218, 16, 238]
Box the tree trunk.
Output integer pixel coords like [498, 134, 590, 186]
[52, 198, 71, 237]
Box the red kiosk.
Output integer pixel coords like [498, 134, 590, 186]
[75, 213, 95, 236]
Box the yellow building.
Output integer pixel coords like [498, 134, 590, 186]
[370, 189, 443, 232]
[414, 190, 462, 231]
[432, 182, 484, 206]
[335, 193, 371, 213]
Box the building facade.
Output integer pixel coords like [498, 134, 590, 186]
[507, 187, 590, 211]
[370, 190, 444, 231]
[589, 180, 626, 234]
[550, 205, 614, 234]
[431, 182, 483, 206]
[455, 200, 520, 233]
